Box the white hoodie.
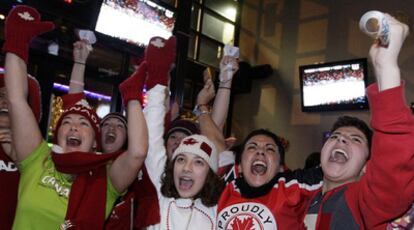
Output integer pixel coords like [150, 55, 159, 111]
[143, 85, 216, 230]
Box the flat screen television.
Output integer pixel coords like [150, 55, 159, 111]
[94, 0, 175, 47]
[299, 58, 369, 112]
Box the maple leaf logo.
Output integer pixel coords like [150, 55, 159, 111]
[230, 216, 255, 230]
[183, 138, 198, 145]
[150, 38, 165, 48]
[75, 99, 92, 109]
[18, 11, 34, 21]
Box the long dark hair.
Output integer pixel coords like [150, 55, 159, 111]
[160, 158, 225, 207]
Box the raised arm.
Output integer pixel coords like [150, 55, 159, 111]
[3, 6, 54, 162]
[142, 36, 176, 190]
[143, 84, 168, 190]
[211, 56, 239, 131]
[196, 79, 226, 153]
[69, 40, 91, 93]
[109, 63, 149, 193]
[358, 14, 414, 228]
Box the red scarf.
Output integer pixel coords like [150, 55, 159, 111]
[52, 150, 121, 230]
[104, 166, 161, 230]
[134, 166, 160, 228]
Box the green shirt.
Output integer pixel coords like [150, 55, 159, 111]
[13, 141, 119, 230]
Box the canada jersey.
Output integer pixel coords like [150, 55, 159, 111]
[218, 200, 276, 230]
[217, 167, 323, 230]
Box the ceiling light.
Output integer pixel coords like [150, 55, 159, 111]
[225, 7, 237, 21]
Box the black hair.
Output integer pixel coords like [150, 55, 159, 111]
[235, 129, 285, 165]
[330, 116, 372, 154]
[164, 119, 199, 141]
[304, 152, 321, 169]
[100, 114, 128, 151]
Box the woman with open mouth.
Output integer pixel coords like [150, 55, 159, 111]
[2, 5, 148, 229]
[0, 69, 41, 230]
[140, 36, 225, 228]
[217, 129, 323, 230]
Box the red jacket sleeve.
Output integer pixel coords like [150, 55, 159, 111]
[347, 83, 414, 229]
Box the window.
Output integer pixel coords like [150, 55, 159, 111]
[199, 37, 222, 67]
[205, 0, 238, 22]
[189, 0, 240, 68]
[202, 12, 235, 44]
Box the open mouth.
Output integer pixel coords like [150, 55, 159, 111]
[251, 160, 267, 175]
[178, 176, 194, 190]
[66, 136, 82, 147]
[0, 108, 8, 113]
[329, 149, 349, 163]
[105, 132, 116, 144]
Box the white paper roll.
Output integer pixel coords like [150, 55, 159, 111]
[359, 10, 389, 46]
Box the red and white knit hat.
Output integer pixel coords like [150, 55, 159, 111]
[0, 70, 42, 122]
[172, 134, 218, 173]
[54, 99, 101, 150]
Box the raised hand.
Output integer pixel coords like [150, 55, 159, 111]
[119, 62, 148, 105]
[197, 78, 216, 106]
[368, 14, 409, 91]
[145, 36, 176, 89]
[73, 40, 92, 64]
[3, 5, 55, 63]
[219, 56, 239, 84]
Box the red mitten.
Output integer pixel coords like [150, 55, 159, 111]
[3, 5, 55, 63]
[119, 62, 147, 105]
[61, 92, 86, 110]
[145, 36, 176, 89]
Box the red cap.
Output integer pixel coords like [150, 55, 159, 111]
[54, 99, 101, 151]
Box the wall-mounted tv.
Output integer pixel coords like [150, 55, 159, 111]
[94, 0, 175, 47]
[299, 58, 369, 112]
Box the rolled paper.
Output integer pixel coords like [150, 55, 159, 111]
[359, 10, 390, 46]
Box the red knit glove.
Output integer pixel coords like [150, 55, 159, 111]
[3, 5, 55, 63]
[61, 92, 86, 110]
[145, 36, 176, 89]
[119, 62, 147, 105]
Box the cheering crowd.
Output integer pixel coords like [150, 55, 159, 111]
[0, 5, 413, 230]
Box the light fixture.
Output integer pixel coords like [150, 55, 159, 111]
[96, 103, 110, 118]
[53, 83, 111, 101]
[225, 7, 237, 21]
